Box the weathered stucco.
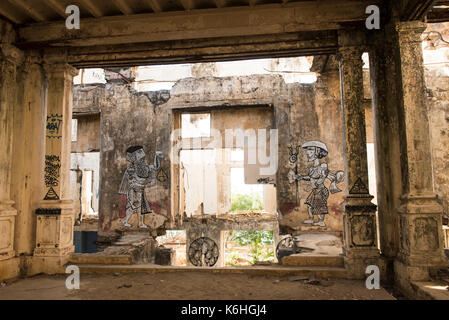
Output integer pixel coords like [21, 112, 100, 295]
[426, 68, 449, 221]
[73, 71, 348, 239]
[73, 84, 171, 239]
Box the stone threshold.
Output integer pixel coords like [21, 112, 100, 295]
[77, 263, 348, 279]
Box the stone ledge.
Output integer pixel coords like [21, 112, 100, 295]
[410, 281, 449, 300]
[281, 255, 344, 268]
[69, 254, 133, 265]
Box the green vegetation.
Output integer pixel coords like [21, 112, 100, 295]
[230, 193, 263, 212]
[226, 230, 275, 265]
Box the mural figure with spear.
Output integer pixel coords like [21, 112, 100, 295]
[288, 141, 344, 227]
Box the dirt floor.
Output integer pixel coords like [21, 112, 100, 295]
[0, 272, 395, 300]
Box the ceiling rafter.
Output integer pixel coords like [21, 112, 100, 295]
[8, 0, 46, 22]
[214, 0, 227, 8]
[146, 0, 162, 13]
[111, 0, 134, 15]
[43, 0, 67, 18]
[0, 3, 24, 24]
[180, 0, 195, 11]
[401, 0, 436, 20]
[77, 0, 104, 18]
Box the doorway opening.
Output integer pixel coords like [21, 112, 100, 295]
[175, 106, 277, 218]
[156, 230, 187, 266]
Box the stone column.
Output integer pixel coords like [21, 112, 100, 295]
[367, 28, 403, 284]
[0, 44, 23, 265]
[33, 59, 78, 273]
[11, 54, 47, 257]
[337, 39, 379, 279]
[393, 21, 446, 286]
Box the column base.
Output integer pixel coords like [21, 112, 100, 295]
[0, 200, 17, 261]
[397, 194, 447, 268]
[342, 196, 380, 279]
[393, 259, 448, 298]
[344, 247, 381, 279]
[33, 200, 74, 271]
[27, 255, 72, 276]
[394, 194, 448, 296]
[0, 256, 20, 281]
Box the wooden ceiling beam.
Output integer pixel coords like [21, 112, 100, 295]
[427, 7, 449, 22]
[77, 0, 104, 18]
[214, 0, 227, 8]
[64, 31, 338, 69]
[401, 0, 436, 20]
[0, 3, 25, 24]
[43, 0, 67, 18]
[17, 0, 382, 47]
[9, 0, 46, 22]
[112, 0, 134, 15]
[146, 0, 162, 13]
[180, 0, 195, 11]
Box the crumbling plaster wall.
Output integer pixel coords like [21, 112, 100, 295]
[73, 72, 347, 239]
[423, 22, 449, 226]
[168, 73, 346, 234]
[278, 70, 346, 234]
[71, 114, 100, 153]
[73, 84, 171, 239]
[426, 68, 449, 223]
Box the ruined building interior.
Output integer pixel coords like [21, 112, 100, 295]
[0, 0, 449, 301]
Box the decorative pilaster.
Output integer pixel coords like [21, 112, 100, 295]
[0, 44, 23, 261]
[337, 39, 379, 278]
[34, 59, 78, 262]
[393, 21, 446, 280]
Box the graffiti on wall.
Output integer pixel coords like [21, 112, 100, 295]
[288, 145, 301, 205]
[118, 146, 166, 229]
[44, 155, 61, 200]
[288, 141, 344, 227]
[46, 114, 63, 139]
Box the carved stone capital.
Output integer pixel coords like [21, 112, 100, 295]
[21, 53, 43, 74]
[336, 46, 364, 67]
[395, 21, 427, 44]
[398, 193, 443, 215]
[0, 44, 24, 66]
[43, 62, 79, 80]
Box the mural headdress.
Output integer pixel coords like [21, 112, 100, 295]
[126, 145, 143, 163]
[301, 140, 328, 153]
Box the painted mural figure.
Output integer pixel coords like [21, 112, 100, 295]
[119, 146, 164, 228]
[288, 141, 344, 227]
